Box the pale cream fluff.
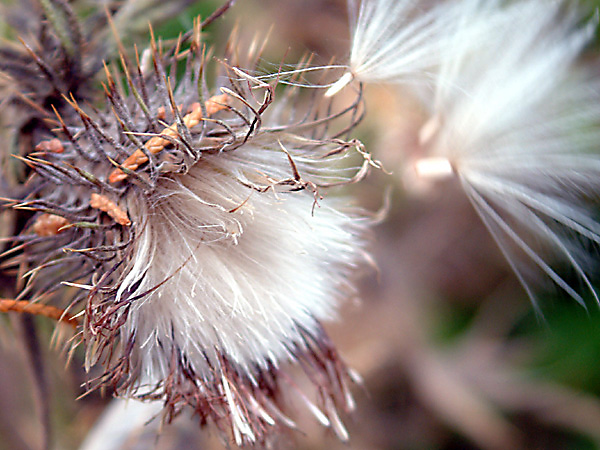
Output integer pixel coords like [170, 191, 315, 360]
[327, 0, 495, 95]
[119, 138, 365, 378]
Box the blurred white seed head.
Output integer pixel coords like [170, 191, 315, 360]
[412, 0, 600, 308]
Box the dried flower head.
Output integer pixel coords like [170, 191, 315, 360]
[1, 5, 375, 446]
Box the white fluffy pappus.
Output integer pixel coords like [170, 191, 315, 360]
[413, 0, 600, 309]
[326, 0, 489, 96]
[122, 138, 365, 375]
[86, 132, 369, 445]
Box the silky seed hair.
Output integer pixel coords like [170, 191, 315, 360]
[411, 0, 600, 310]
[330, 0, 600, 310]
[326, 0, 495, 96]
[1, 7, 375, 446]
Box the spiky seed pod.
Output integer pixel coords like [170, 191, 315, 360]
[0, 0, 224, 276]
[2, 13, 374, 447]
[411, 1, 600, 310]
[0, 0, 212, 179]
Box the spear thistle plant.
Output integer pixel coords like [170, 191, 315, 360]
[0, 0, 377, 446]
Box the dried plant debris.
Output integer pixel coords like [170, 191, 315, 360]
[0, 2, 374, 447]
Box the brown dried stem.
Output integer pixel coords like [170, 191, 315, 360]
[0, 299, 78, 329]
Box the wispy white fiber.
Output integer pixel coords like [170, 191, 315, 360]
[118, 135, 366, 380]
[327, 0, 494, 96]
[414, 0, 600, 308]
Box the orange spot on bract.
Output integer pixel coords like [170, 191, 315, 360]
[33, 214, 70, 236]
[108, 93, 230, 183]
[90, 193, 131, 226]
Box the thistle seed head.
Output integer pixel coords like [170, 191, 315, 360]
[1, 7, 373, 446]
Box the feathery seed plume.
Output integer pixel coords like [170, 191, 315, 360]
[326, 0, 488, 96]
[411, 0, 600, 309]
